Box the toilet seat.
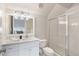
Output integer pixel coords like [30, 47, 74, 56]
[43, 47, 54, 56]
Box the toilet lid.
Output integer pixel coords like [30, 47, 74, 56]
[43, 47, 54, 54]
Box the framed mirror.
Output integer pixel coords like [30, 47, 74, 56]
[13, 16, 26, 34]
[10, 16, 26, 34]
[26, 17, 35, 36]
[10, 15, 35, 36]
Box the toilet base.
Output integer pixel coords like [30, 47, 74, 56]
[39, 47, 60, 56]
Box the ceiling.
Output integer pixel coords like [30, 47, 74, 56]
[58, 3, 73, 8]
[3, 3, 55, 16]
[0, 3, 74, 16]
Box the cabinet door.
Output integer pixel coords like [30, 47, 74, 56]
[68, 12, 79, 56]
[19, 42, 30, 56]
[19, 41, 39, 56]
[3, 41, 39, 56]
[30, 47, 39, 56]
[29, 41, 39, 56]
[4, 44, 19, 56]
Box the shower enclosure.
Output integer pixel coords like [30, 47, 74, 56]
[48, 10, 79, 56]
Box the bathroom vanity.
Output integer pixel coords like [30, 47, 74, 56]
[0, 10, 40, 56]
[1, 37, 39, 56]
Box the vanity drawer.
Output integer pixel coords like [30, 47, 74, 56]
[3, 44, 19, 56]
[3, 40, 39, 56]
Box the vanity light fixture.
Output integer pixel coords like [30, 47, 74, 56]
[13, 10, 34, 21]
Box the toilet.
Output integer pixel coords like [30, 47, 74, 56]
[39, 39, 55, 56]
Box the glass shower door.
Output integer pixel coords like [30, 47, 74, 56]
[68, 12, 79, 56]
[57, 16, 67, 55]
[49, 18, 58, 55]
[49, 15, 67, 56]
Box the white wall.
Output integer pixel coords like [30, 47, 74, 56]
[0, 7, 47, 42]
[48, 4, 68, 19]
[35, 15, 47, 39]
[4, 4, 50, 40]
[0, 3, 53, 42]
[47, 4, 68, 42]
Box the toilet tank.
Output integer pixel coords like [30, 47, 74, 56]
[39, 39, 47, 48]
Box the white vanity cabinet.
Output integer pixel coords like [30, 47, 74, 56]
[3, 44, 19, 56]
[19, 40, 39, 56]
[3, 40, 39, 56]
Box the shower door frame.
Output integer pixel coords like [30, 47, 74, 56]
[65, 15, 69, 56]
[48, 15, 69, 56]
[58, 15, 69, 56]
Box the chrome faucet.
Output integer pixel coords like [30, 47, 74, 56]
[20, 35, 22, 39]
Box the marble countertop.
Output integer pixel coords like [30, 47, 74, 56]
[0, 37, 39, 46]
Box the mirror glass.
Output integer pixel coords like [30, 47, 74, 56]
[10, 15, 35, 36]
[26, 18, 33, 34]
[13, 16, 26, 34]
